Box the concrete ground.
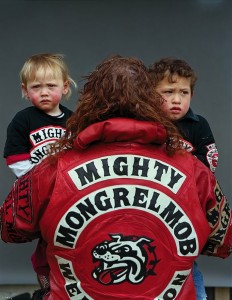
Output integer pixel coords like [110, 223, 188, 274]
[0, 285, 231, 300]
[0, 285, 39, 299]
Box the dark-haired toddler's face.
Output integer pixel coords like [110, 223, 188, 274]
[154, 75, 192, 121]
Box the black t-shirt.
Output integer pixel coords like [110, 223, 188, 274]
[4, 104, 73, 165]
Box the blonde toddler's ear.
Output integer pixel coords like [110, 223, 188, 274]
[62, 80, 70, 95]
[21, 83, 29, 99]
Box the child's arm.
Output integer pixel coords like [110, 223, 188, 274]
[192, 116, 218, 173]
[182, 115, 218, 173]
[8, 159, 34, 177]
[4, 111, 32, 177]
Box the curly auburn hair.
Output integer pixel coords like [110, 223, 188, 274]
[50, 55, 182, 156]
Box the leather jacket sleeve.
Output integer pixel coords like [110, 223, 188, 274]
[0, 158, 57, 243]
[193, 157, 232, 258]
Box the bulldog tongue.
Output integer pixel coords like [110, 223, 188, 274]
[99, 268, 124, 285]
[99, 270, 113, 284]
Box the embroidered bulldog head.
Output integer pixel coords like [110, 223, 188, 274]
[92, 234, 159, 285]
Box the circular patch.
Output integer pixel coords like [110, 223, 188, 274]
[54, 185, 197, 299]
[74, 210, 176, 298]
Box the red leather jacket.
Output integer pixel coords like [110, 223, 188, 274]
[1, 118, 232, 300]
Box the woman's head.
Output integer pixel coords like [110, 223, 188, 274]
[53, 55, 182, 154]
[69, 55, 165, 131]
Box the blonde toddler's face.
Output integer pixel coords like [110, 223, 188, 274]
[155, 75, 192, 121]
[22, 67, 69, 116]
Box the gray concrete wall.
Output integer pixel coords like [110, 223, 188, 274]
[0, 0, 231, 286]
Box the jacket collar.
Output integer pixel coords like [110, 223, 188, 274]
[74, 118, 167, 150]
